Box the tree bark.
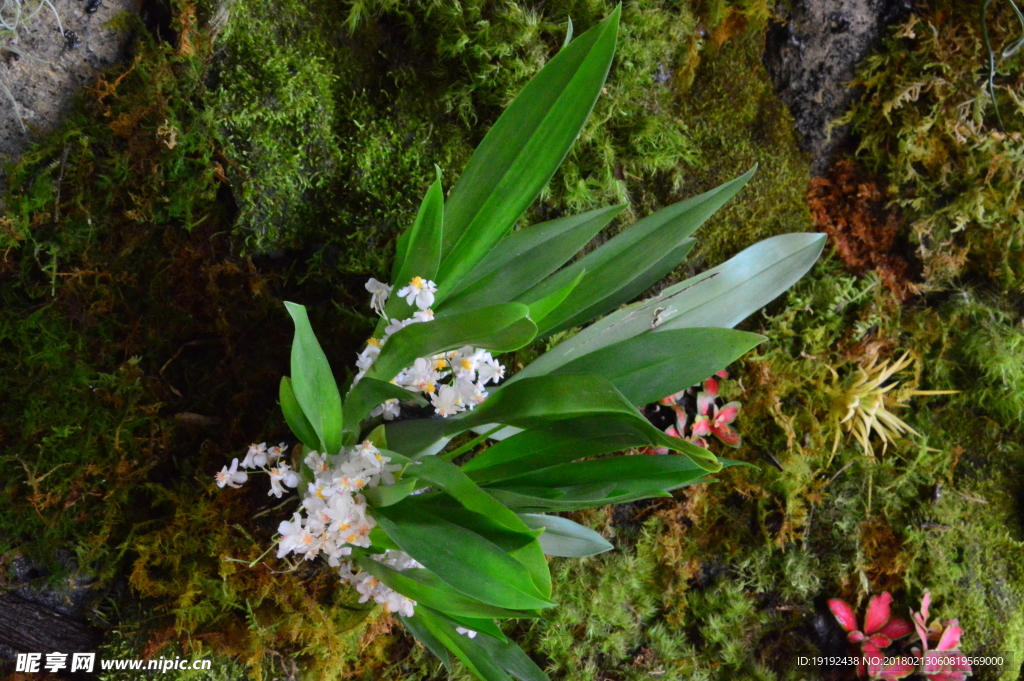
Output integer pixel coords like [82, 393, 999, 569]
[0, 593, 100, 654]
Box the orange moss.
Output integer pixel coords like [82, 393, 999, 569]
[807, 160, 919, 301]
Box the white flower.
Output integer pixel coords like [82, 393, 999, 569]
[356, 440, 389, 468]
[477, 354, 505, 385]
[396, 276, 438, 310]
[266, 442, 287, 462]
[277, 512, 305, 558]
[385, 317, 413, 337]
[356, 339, 382, 372]
[384, 591, 417, 617]
[304, 450, 330, 476]
[268, 463, 300, 498]
[216, 458, 248, 488]
[369, 398, 401, 421]
[430, 384, 464, 417]
[456, 376, 488, 409]
[456, 627, 478, 638]
[365, 278, 392, 316]
[241, 442, 268, 469]
[412, 308, 435, 323]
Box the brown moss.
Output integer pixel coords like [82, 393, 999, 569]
[807, 160, 919, 301]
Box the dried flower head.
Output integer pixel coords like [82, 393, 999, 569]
[828, 352, 956, 456]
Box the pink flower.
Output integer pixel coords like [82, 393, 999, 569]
[829, 593, 915, 680]
[691, 392, 742, 447]
[912, 591, 972, 681]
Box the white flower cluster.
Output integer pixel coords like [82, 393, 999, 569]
[359, 276, 506, 419]
[215, 442, 300, 498]
[338, 550, 420, 617]
[218, 438, 422, 616]
[277, 440, 400, 565]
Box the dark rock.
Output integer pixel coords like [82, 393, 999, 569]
[762, 0, 915, 174]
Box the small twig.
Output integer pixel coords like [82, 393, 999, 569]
[954, 490, 989, 504]
[824, 460, 855, 488]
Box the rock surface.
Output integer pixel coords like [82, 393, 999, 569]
[0, 0, 138, 162]
[762, 0, 914, 173]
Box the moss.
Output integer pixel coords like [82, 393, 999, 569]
[841, 0, 1024, 292]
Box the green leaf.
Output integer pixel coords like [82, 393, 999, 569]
[515, 232, 825, 381]
[515, 166, 755, 336]
[527, 270, 585, 325]
[488, 458, 746, 512]
[283, 302, 343, 455]
[549, 328, 764, 406]
[437, 8, 621, 289]
[279, 376, 320, 452]
[521, 236, 694, 337]
[366, 304, 537, 384]
[362, 476, 419, 507]
[449, 374, 721, 472]
[401, 611, 453, 671]
[438, 205, 622, 311]
[495, 454, 707, 490]
[387, 168, 445, 319]
[385, 417, 451, 458]
[518, 513, 613, 557]
[356, 557, 537, 620]
[343, 377, 427, 438]
[373, 502, 556, 610]
[462, 416, 656, 483]
[404, 609, 515, 681]
[404, 482, 551, 599]
[407, 456, 552, 593]
[473, 631, 551, 681]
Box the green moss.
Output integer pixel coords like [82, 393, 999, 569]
[841, 0, 1024, 291]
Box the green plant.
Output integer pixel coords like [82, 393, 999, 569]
[218, 8, 825, 679]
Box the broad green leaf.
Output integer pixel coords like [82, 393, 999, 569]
[405, 608, 516, 681]
[387, 168, 445, 319]
[357, 557, 537, 620]
[521, 237, 695, 337]
[373, 502, 556, 610]
[473, 631, 551, 681]
[362, 476, 419, 507]
[489, 458, 746, 512]
[437, 8, 621, 289]
[366, 304, 537, 384]
[284, 302, 343, 455]
[495, 453, 706, 489]
[519, 513, 613, 557]
[279, 376, 320, 452]
[405, 483, 551, 599]
[462, 416, 655, 483]
[343, 377, 427, 439]
[549, 328, 764, 406]
[401, 611, 453, 671]
[448, 374, 720, 472]
[527, 270, 585, 324]
[516, 166, 755, 336]
[385, 417, 451, 458]
[438, 205, 622, 311]
[514, 232, 826, 381]
[441, 615, 508, 643]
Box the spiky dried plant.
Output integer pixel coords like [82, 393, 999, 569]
[829, 352, 956, 456]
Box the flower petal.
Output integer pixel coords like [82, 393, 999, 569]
[935, 620, 962, 652]
[702, 376, 720, 397]
[828, 599, 859, 633]
[696, 392, 715, 416]
[691, 414, 712, 437]
[864, 592, 893, 635]
[712, 424, 742, 448]
[715, 401, 741, 425]
[877, 617, 914, 641]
